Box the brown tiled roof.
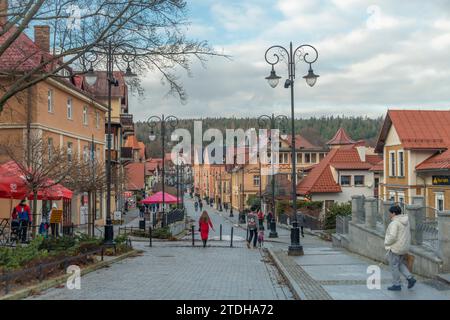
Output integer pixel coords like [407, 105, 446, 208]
[125, 162, 145, 191]
[326, 128, 356, 145]
[281, 134, 322, 149]
[297, 145, 381, 195]
[416, 150, 450, 171]
[370, 160, 384, 172]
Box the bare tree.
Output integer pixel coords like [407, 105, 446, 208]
[0, 132, 81, 233]
[0, 0, 226, 112]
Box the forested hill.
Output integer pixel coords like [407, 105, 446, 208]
[135, 116, 384, 158]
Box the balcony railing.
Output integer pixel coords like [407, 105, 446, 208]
[120, 114, 134, 134]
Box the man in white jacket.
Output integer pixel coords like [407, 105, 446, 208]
[384, 205, 416, 291]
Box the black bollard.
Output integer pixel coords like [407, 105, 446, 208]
[220, 224, 222, 241]
[230, 227, 233, 248]
[149, 227, 152, 247]
[192, 225, 195, 246]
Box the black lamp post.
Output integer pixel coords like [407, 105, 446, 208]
[264, 42, 319, 256]
[257, 114, 288, 238]
[84, 42, 138, 245]
[147, 115, 179, 224]
[239, 165, 246, 224]
[229, 159, 234, 217]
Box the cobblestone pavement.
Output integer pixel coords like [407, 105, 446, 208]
[28, 198, 294, 300]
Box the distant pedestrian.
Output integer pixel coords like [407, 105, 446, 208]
[194, 201, 199, 212]
[199, 201, 203, 211]
[199, 210, 215, 247]
[124, 200, 129, 215]
[267, 210, 274, 230]
[246, 205, 258, 249]
[12, 199, 32, 243]
[298, 212, 307, 238]
[384, 205, 416, 291]
[257, 209, 264, 230]
[139, 204, 145, 218]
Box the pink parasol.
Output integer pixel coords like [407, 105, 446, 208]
[141, 191, 180, 204]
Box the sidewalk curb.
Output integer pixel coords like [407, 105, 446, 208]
[266, 248, 305, 301]
[1, 249, 140, 300]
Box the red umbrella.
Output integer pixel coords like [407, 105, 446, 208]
[141, 191, 180, 204]
[0, 161, 72, 200]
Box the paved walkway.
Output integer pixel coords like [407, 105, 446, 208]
[28, 197, 294, 300]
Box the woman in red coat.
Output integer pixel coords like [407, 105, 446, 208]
[199, 210, 215, 247]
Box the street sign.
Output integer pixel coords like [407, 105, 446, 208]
[432, 176, 450, 186]
[50, 209, 63, 224]
[114, 211, 122, 221]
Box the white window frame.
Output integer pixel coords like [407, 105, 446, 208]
[397, 150, 405, 177]
[83, 106, 88, 126]
[95, 111, 100, 128]
[296, 152, 302, 164]
[354, 175, 365, 187]
[305, 153, 311, 163]
[389, 191, 396, 202]
[253, 175, 260, 187]
[67, 98, 73, 120]
[67, 142, 73, 162]
[436, 193, 444, 212]
[47, 89, 53, 113]
[398, 192, 405, 204]
[389, 151, 396, 177]
[340, 175, 351, 186]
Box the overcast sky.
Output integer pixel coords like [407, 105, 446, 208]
[129, 0, 450, 120]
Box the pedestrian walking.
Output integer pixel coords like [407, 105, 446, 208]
[199, 200, 203, 211]
[384, 205, 416, 291]
[199, 210, 215, 247]
[124, 200, 129, 215]
[12, 199, 32, 243]
[246, 205, 258, 248]
[257, 229, 264, 248]
[49, 203, 60, 238]
[139, 203, 145, 218]
[267, 210, 274, 230]
[298, 212, 307, 237]
[194, 201, 199, 212]
[257, 208, 264, 230]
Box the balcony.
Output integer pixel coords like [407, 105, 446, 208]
[121, 147, 133, 162]
[120, 114, 134, 136]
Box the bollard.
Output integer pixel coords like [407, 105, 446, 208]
[101, 248, 104, 261]
[192, 225, 195, 246]
[220, 224, 222, 241]
[149, 227, 152, 247]
[230, 227, 234, 248]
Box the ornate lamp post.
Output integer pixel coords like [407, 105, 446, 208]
[147, 115, 179, 224]
[264, 42, 319, 256]
[257, 114, 289, 238]
[84, 43, 138, 245]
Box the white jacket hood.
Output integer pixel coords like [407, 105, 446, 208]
[394, 214, 409, 226]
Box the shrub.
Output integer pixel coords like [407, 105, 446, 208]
[324, 202, 351, 230]
[0, 236, 49, 271]
[152, 227, 172, 239]
[276, 200, 323, 215]
[246, 195, 261, 208]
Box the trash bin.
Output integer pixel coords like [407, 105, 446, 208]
[139, 219, 146, 230]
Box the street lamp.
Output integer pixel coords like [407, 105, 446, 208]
[147, 114, 179, 225]
[264, 42, 319, 256]
[83, 43, 138, 245]
[239, 165, 246, 224]
[258, 114, 288, 238]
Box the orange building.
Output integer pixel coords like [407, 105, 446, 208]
[0, 24, 107, 227]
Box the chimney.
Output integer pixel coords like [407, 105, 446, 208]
[0, 0, 8, 27]
[34, 25, 50, 52]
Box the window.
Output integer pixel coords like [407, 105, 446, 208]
[340, 175, 351, 186]
[319, 153, 326, 161]
[253, 175, 260, 186]
[105, 134, 115, 150]
[311, 153, 317, 163]
[296, 153, 302, 164]
[389, 191, 396, 202]
[398, 151, 405, 177]
[67, 98, 73, 119]
[47, 89, 53, 113]
[389, 151, 396, 177]
[83, 146, 89, 162]
[279, 152, 289, 164]
[305, 153, 311, 163]
[436, 193, 444, 211]
[83, 106, 88, 125]
[398, 193, 405, 204]
[95, 111, 100, 128]
[354, 175, 365, 186]
[47, 138, 53, 159]
[67, 142, 73, 162]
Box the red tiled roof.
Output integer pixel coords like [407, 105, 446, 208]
[416, 150, 450, 171]
[84, 71, 128, 99]
[326, 128, 356, 145]
[125, 136, 140, 149]
[138, 142, 145, 160]
[370, 160, 384, 172]
[377, 110, 450, 152]
[366, 154, 382, 165]
[297, 145, 380, 195]
[125, 162, 145, 191]
[281, 134, 322, 149]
